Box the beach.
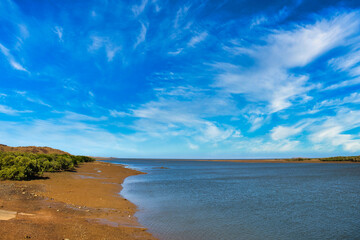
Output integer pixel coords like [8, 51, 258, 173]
[0, 161, 156, 240]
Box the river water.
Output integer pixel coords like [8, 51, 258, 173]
[106, 159, 360, 240]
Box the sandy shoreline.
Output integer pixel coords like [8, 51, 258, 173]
[0, 161, 157, 240]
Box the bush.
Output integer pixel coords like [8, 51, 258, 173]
[320, 156, 360, 162]
[0, 151, 95, 180]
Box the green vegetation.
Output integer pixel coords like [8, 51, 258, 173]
[0, 151, 94, 180]
[286, 156, 360, 162]
[287, 157, 311, 161]
[319, 156, 360, 162]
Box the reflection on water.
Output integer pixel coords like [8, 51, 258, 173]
[106, 160, 360, 240]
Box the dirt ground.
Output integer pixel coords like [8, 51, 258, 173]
[0, 161, 157, 240]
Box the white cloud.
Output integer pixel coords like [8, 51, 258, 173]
[308, 109, 360, 152]
[188, 142, 199, 150]
[328, 46, 360, 77]
[214, 11, 360, 115]
[18, 24, 29, 39]
[53, 26, 63, 41]
[109, 110, 129, 117]
[88, 35, 121, 62]
[88, 36, 103, 51]
[237, 138, 300, 152]
[271, 125, 303, 140]
[13, 90, 51, 107]
[134, 22, 147, 49]
[26, 97, 51, 107]
[174, 5, 191, 29]
[303, 92, 360, 114]
[0, 43, 28, 72]
[250, 15, 268, 28]
[132, 0, 148, 17]
[199, 122, 234, 143]
[168, 48, 183, 55]
[319, 92, 360, 107]
[151, 0, 161, 12]
[246, 114, 268, 132]
[53, 111, 108, 122]
[106, 45, 121, 61]
[128, 86, 239, 144]
[0, 104, 32, 115]
[324, 77, 360, 91]
[188, 31, 208, 47]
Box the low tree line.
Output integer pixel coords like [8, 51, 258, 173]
[319, 156, 360, 162]
[288, 156, 360, 162]
[0, 151, 94, 180]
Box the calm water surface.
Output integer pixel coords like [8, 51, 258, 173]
[105, 160, 360, 240]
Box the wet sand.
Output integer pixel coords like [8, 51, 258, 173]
[0, 161, 157, 240]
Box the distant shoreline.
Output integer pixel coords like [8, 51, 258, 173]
[95, 157, 360, 164]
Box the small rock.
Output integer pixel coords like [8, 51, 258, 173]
[56, 209, 60, 212]
[22, 192, 26, 195]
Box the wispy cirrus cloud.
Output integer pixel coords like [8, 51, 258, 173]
[88, 35, 121, 61]
[216, 11, 359, 111]
[188, 31, 208, 47]
[0, 104, 32, 115]
[134, 22, 148, 49]
[132, 0, 148, 17]
[309, 109, 360, 152]
[53, 26, 63, 42]
[114, 85, 240, 145]
[328, 45, 360, 77]
[0, 43, 28, 72]
[269, 108, 360, 152]
[174, 5, 191, 29]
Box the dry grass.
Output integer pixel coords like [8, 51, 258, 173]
[0, 144, 69, 155]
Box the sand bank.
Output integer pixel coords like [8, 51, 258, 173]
[0, 161, 156, 240]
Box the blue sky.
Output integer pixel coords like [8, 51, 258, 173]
[1, 0, 360, 158]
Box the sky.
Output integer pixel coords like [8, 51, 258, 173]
[1, 0, 360, 158]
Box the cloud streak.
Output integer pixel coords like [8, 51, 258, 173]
[215, 11, 360, 114]
[0, 43, 28, 72]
